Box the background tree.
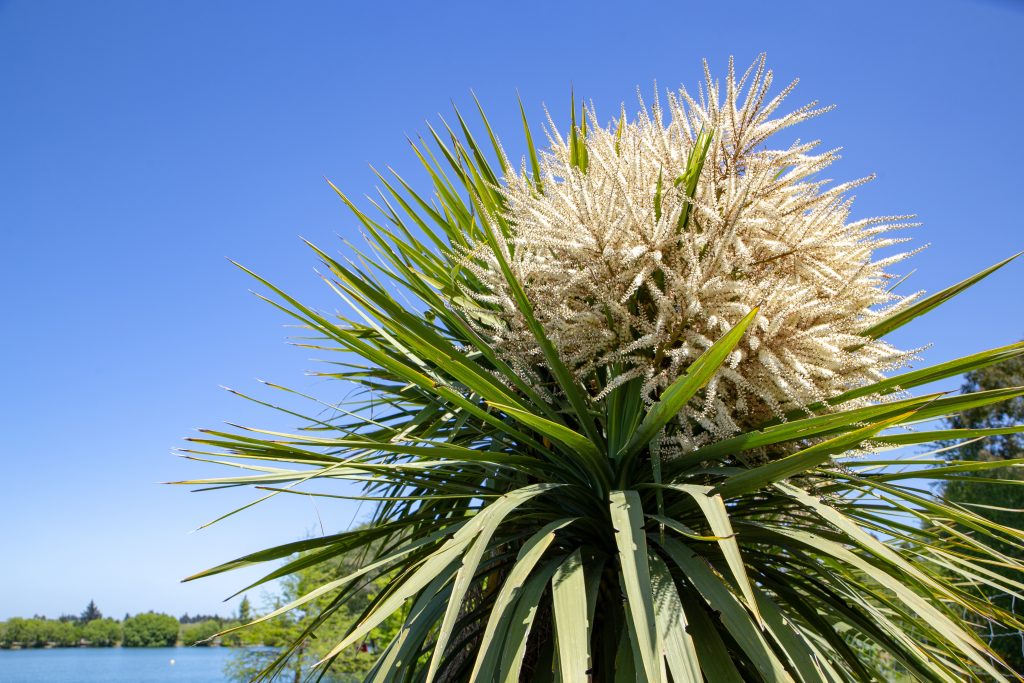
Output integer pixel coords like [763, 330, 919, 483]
[223, 552, 403, 683]
[121, 612, 179, 647]
[180, 619, 223, 646]
[238, 595, 251, 623]
[82, 618, 122, 647]
[942, 352, 1024, 672]
[179, 612, 227, 624]
[49, 620, 80, 646]
[0, 617, 82, 647]
[2, 618, 30, 646]
[80, 600, 102, 623]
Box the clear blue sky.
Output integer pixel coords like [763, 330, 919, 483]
[2, 0, 1023, 620]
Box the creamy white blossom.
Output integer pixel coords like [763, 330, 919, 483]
[460, 56, 921, 450]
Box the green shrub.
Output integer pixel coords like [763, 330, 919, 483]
[122, 612, 179, 647]
[82, 618, 121, 646]
[179, 619, 222, 646]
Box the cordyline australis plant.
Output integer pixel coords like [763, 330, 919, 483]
[179, 57, 1024, 682]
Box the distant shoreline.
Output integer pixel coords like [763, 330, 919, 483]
[1, 642, 245, 650]
[1, 644, 265, 651]
[2, 611, 250, 650]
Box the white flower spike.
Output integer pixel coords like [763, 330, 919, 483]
[461, 56, 921, 451]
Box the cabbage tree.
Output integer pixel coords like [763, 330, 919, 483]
[179, 57, 1024, 682]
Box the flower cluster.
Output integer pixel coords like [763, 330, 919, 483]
[460, 57, 920, 450]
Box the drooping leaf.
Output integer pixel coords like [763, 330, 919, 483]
[552, 549, 590, 682]
[610, 490, 664, 683]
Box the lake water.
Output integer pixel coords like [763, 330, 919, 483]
[0, 647, 235, 683]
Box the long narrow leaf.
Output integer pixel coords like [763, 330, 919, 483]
[619, 307, 759, 467]
[610, 490, 663, 683]
[860, 252, 1020, 339]
[552, 549, 590, 682]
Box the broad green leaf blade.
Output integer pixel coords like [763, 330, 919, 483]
[319, 540, 468, 664]
[609, 490, 663, 683]
[676, 590, 745, 683]
[499, 558, 565, 683]
[666, 484, 761, 624]
[619, 307, 759, 465]
[488, 401, 603, 465]
[860, 252, 1021, 339]
[449, 106, 500, 188]
[777, 481, 994, 606]
[425, 484, 562, 683]
[748, 526, 991, 680]
[305, 241, 549, 416]
[470, 519, 576, 682]
[757, 569, 878, 681]
[656, 534, 796, 683]
[751, 588, 829, 683]
[649, 554, 701, 683]
[864, 454, 1024, 482]
[714, 411, 915, 498]
[583, 552, 606, 637]
[649, 515, 727, 543]
[218, 518, 467, 599]
[324, 483, 558, 665]
[552, 549, 590, 682]
[613, 624, 639, 683]
[231, 262, 551, 454]
[568, 91, 589, 173]
[767, 525, 1006, 681]
[184, 519, 448, 582]
[367, 573, 452, 683]
[605, 372, 643, 458]
[866, 425, 1024, 449]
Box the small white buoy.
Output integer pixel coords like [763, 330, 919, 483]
[169, 659, 176, 666]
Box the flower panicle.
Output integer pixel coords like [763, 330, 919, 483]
[459, 55, 919, 451]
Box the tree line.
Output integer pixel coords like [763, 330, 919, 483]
[0, 598, 254, 649]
